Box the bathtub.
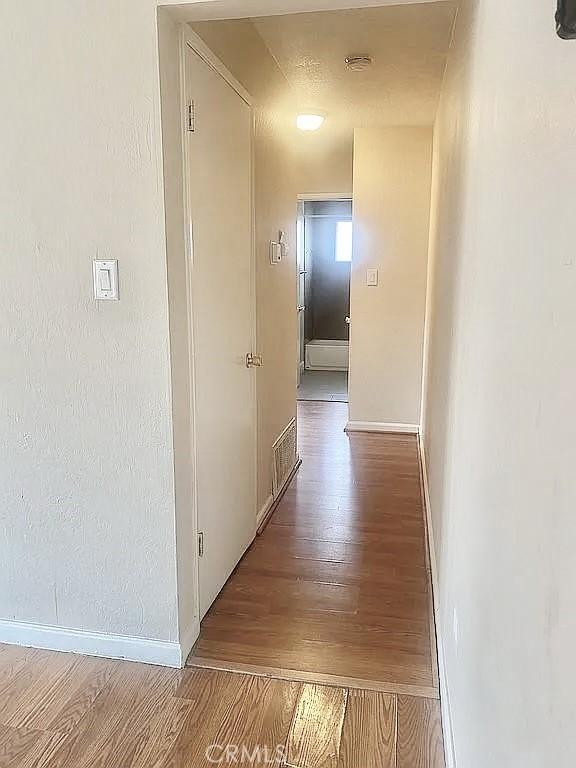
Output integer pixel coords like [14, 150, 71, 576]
[305, 339, 349, 371]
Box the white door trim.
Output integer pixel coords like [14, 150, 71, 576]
[297, 193, 352, 202]
[178, 25, 201, 654]
[345, 421, 420, 435]
[179, 26, 257, 642]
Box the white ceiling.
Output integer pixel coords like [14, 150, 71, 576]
[251, 2, 457, 132]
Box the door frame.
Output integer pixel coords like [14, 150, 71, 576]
[179, 26, 257, 639]
[297, 193, 352, 202]
[296, 200, 305, 386]
[296, 193, 353, 385]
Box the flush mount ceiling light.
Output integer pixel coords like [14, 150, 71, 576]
[296, 113, 325, 131]
[345, 55, 373, 72]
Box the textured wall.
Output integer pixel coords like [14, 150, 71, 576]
[296, 136, 354, 197]
[349, 127, 432, 427]
[422, 1, 576, 765]
[0, 0, 178, 641]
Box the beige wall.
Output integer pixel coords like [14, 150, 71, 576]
[348, 127, 432, 428]
[0, 0, 179, 646]
[422, 1, 576, 765]
[191, 20, 299, 510]
[296, 135, 354, 197]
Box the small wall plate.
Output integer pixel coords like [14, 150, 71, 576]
[269, 241, 282, 264]
[93, 260, 119, 300]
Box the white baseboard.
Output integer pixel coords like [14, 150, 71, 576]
[256, 494, 274, 529]
[345, 421, 419, 435]
[418, 434, 456, 768]
[0, 619, 187, 668]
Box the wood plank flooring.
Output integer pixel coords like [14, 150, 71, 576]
[190, 401, 438, 696]
[0, 402, 445, 766]
[0, 646, 444, 767]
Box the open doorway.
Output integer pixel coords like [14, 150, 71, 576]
[297, 197, 352, 403]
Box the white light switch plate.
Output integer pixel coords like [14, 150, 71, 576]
[93, 260, 119, 300]
[269, 241, 282, 264]
[366, 268, 379, 287]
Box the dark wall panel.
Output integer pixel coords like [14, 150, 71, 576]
[305, 203, 352, 341]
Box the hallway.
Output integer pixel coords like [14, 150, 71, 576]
[189, 402, 438, 697]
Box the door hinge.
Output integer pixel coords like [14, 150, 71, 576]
[198, 531, 204, 557]
[187, 101, 196, 133]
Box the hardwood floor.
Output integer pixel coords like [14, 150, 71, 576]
[190, 401, 438, 697]
[0, 646, 444, 767]
[0, 402, 445, 767]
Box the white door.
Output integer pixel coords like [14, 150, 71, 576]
[185, 45, 256, 619]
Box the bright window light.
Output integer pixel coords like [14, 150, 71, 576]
[296, 113, 325, 131]
[335, 221, 353, 263]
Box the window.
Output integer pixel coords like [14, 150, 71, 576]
[335, 220, 353, 263]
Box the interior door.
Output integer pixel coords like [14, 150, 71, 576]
[185, 44, 256, 619]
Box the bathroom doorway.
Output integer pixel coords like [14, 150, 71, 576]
[297, 197, 352, 403]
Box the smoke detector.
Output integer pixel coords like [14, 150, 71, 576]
[345, 55, 373, 72]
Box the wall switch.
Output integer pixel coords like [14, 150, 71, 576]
[93, 260, 119, 300]
[366, 268, 379, 287]
[269, 241, 282, 264]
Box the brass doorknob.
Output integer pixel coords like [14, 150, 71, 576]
[246, 353, 263, 368]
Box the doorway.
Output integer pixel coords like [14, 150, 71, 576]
[297, 198, 352, 404]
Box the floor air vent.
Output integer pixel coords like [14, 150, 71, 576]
[272, 418, 298, 498]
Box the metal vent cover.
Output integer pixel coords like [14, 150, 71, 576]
[272, 418, 298, 498]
